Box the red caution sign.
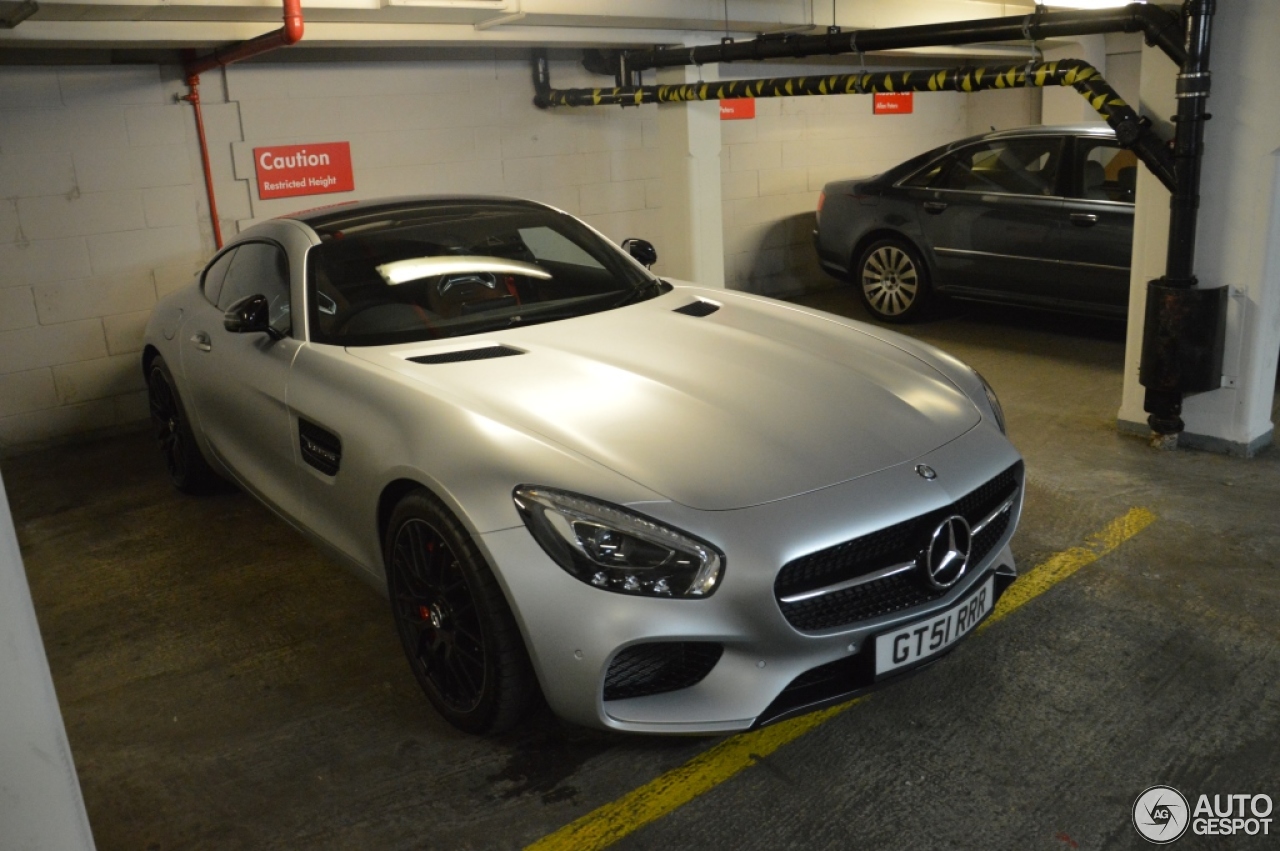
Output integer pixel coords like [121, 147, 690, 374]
[873, 92, 914, 115]
[254, 142, 355, 200]
[720, 99, 756, 120]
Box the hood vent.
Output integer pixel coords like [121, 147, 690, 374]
[409, 345, 524, 365]
[674, 300, 720, 318]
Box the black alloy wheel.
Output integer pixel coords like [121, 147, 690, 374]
[146, 355, 218, 493]
[385, 491, 535, 734]
[855, 238, 932, 323]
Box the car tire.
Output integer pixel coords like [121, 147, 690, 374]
[385, 490, 536, 734]
[147, 355, 220, 494]
[854, 238, 932, 323]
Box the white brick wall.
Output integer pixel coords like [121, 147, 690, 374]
[0, 65, 207, 452]
[718, 67, 1035, 297]
[0, 56, 1033, 451]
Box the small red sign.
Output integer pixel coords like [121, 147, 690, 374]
[873, 92, 914, 115]
[720, 99, 756, 120]
[254, 142, 355, 200]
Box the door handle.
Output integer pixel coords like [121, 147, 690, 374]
[190, 332, 212, 352]
[1070, 213, 1099, 227]
[922, 201, 948, 214]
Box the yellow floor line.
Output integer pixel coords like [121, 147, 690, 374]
[526, 506, 1157, 851]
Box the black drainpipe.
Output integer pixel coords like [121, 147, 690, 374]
[616, 3, 1187, 70]
[537, 1, 1223, 444]
[1140, 0, 1223, 439]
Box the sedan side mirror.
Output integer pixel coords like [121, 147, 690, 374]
[621, 238, 657, 269]
[224, 294, 284, 340]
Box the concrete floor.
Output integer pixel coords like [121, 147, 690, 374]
[6, 291, 1280, 851]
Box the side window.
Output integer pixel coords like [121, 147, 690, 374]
[518, 226, 605, 269]
[218, 242, 292, 336]
[938, 138, 1064, 196]
[201, 248, 238, 306]
[901, 156, 952, 188]
[1076, 141, 1138, 203]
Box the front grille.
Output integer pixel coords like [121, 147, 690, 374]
[782, 573, 949, 631]
[775, 462, 1021, 632]
[602, 642, 723, 701]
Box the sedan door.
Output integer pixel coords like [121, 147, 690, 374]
[901, 136, 1066, 301]
[1050, 136, 1136, 315]
[181, 240, 301, 512]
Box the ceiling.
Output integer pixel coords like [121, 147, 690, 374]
[0, 0, 1067, 56]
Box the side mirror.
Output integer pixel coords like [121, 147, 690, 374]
[621, 238, 657, 269]
[224, 294, 283, 339]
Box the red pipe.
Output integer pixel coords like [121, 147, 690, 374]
[186, 0, 304, 77]
[180, 77, 225, 249]
[181, 0, 305, 249]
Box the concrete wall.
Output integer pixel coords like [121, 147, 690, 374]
[0, 58, 664, 452]
[0, 56, 1046, 450]
[0, 66, 207, 453]
[1117, 0, 1280, 453]
[714, 61, 1046, 298]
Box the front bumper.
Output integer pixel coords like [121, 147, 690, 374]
[480, 422, 1023, 734]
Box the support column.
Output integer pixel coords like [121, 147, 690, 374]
[657, 63, 725, 287]
[1118, 0, 1280, 455]
[0, 472, 96, 851]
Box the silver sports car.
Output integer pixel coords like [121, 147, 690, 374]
[142, 196, 1023, 735]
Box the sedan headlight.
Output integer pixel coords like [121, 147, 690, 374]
[513, 486, 724, 598]
[975, 370, 1007, 434]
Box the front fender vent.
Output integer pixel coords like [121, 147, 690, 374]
[299, 419, 342, 476]
[673, 300, 720, 317]
[408, 345, 524, 365]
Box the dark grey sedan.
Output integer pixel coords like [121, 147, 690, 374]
[814, 125, 1136, 323]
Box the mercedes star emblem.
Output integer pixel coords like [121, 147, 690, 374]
[923, 515, 972, 590]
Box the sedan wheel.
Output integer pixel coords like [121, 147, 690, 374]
[856, 239, 931, 323]
[385, 491, 535, 734]
[147, 355, 218, 493]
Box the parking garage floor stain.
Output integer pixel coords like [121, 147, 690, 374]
[5, 291, 1279, 850]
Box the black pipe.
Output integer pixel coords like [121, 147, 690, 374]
[536, 60, 1176, 193]
[1141, 0, 1218, 437]
[619, 4, 1186, 72]
[1165, 0, 1214, 283]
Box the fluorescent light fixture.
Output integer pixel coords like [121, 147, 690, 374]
[1039, 0, 1141, 8]
[376, 255, 551, 285]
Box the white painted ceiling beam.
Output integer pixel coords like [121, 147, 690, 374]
[3, 0, 1055, 50]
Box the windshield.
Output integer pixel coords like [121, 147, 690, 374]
[306, 202, 658, 346]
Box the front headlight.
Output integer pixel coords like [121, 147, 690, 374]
[513, 486, 724, 598]
[975, 370, 1007, 434]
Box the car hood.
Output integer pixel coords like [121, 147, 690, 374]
[346, 289, 981, 511]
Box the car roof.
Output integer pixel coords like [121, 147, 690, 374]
[281, 195, 554, 235]
[980, 124, 1117, 140]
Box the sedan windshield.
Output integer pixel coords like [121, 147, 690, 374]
[305, 202, 658, 347]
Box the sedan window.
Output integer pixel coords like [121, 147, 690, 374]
[1075, 141, 1138, 204]
[937, 138, 1064, 196]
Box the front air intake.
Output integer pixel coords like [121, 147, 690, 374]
[603, 642, 723, 701]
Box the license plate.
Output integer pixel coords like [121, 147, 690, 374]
[874, 576, 994, 677]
